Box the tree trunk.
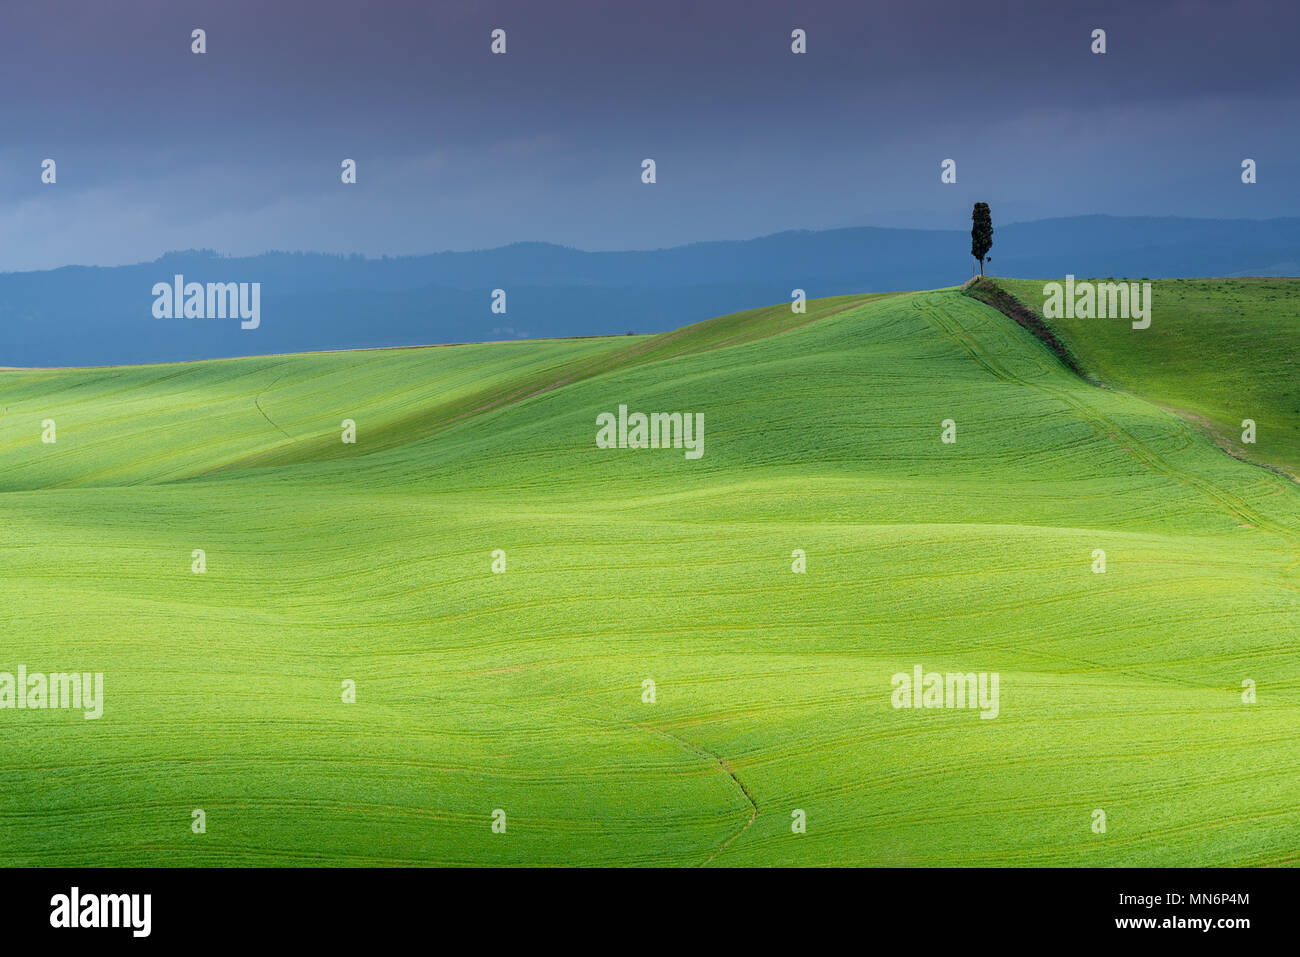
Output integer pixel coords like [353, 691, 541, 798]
[979, 257, 985, 276]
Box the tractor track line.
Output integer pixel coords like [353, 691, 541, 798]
[652, 727, 758, 866]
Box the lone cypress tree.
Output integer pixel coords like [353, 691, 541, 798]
[971, 202, 993, 276]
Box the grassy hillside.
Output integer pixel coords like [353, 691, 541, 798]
[0, 293, 880, 489]
[1, 285, 1297, 866]
[985, 277, 1300, 479]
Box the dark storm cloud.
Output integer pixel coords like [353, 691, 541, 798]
[0, 0, 1295, 269]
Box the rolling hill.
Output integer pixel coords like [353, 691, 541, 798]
[1, 281, 1297, 866]
[979, 276, 1300, 480]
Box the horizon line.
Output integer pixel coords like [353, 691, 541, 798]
[6, 213, 1300, 276]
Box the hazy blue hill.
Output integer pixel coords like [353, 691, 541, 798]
[3, 216, 1297, 366]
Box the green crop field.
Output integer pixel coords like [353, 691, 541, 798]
[1, 283, 1297, 867]
[992, 276, 1300, 479]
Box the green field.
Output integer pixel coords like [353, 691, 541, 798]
[2, 283, 1297, 866]
[991, 276, 1300, 479]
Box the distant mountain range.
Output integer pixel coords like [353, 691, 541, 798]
[3, 215, 1298, 367]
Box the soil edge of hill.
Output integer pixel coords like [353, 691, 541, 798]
[960, 276, 1097, 385]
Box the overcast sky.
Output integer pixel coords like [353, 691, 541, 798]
[0, 0, 1294, 270]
